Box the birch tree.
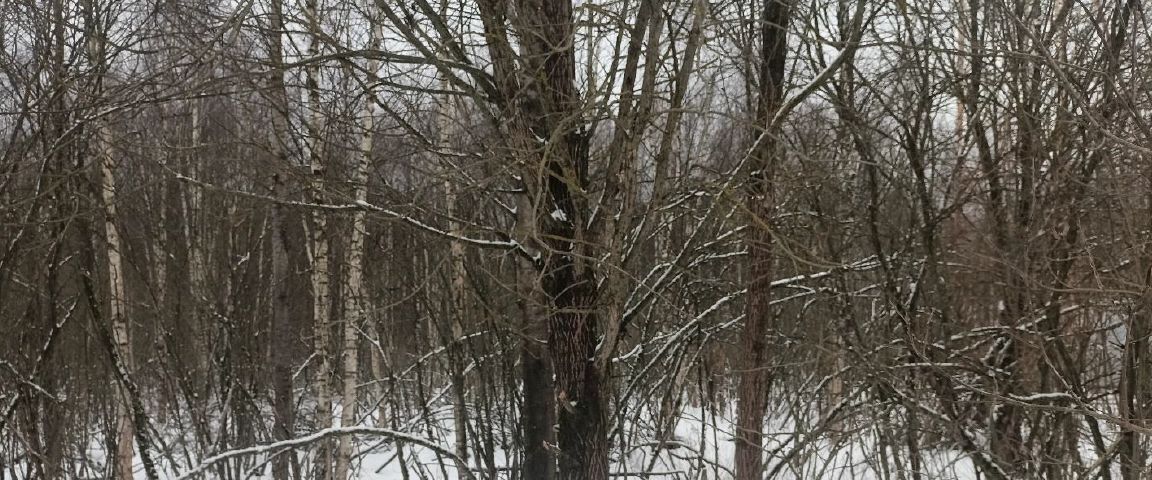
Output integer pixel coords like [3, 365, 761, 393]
[85, 1, 136, 476]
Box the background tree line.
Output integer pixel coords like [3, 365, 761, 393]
[1, 0, 1150, 478]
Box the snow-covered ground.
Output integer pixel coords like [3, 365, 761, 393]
[5, 402, 992, 480]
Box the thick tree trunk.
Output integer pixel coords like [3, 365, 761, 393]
[476, 0, 607, 476]
[471, 3, 557, 476]
[514, 209, 556, 480]
[520, 340, 555, 480]
[546, 265, 607, 480]
[271, 175, 297, 480]
[734, 2, 790, 480]
[265, 2, 300, 478]
[523, 0, 609, 477]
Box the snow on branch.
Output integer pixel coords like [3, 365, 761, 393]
[174, 173, 526, 254]
[174, 426, 476, 480]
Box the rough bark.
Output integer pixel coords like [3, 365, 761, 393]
[734, 2, 791, 480]
[516, 0, 608, 477]
[474, 0, 604, 476]
[514, 165, 555, 480]
[264, 2, 300, 478]
[520, 338, 555, 480]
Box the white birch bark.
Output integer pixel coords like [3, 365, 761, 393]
[99, 117, 135, 480]
[438, 42, 470, 474]
[333, 17, 378, 477]
[86, 12, 135, 478]
[331, 124, 366, 478]
[302, 2, 334, 477]
[186, 101, 205, 299]
[445, 175, 470, 475]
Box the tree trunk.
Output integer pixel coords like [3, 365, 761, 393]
[98, 113, 135, 480]
[445, 176, 471, 477]
[303, 3, 334, 475]
[1119, 170, 1152, 480]
[333, 25, 376, 477]
[438, 46, 471, 475]
[476, 0, 606, 476]
[85, 9, 136, 476]
[518, 260, 556, 480]
[265, 2, 300, 478]
[734, 2, 791, 480]
[546, 266, 606, 480]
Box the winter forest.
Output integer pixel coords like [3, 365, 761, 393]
[1, 0, 1150, 478]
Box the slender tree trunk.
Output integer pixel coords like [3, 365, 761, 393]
[445, 175, 470, 477]
[98, 113, 135, 480]
[1119, 170, 1152, 480]
[270, 170, 297, 480]
[302, 3, 334, 476]
[84, 5, 135, 475]
[333, 22, 377, 477]
[734, 2, 790, 480]
[436, 38, 471, 473]
[186, 101, 204, 297]
[594, 0, 664, 376]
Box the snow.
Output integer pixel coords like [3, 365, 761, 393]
[617, 405, 979, 480]
[8, 389, 1130, 480]
[8, 403, 998, 480]
[1007, 392, 1077, 403]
